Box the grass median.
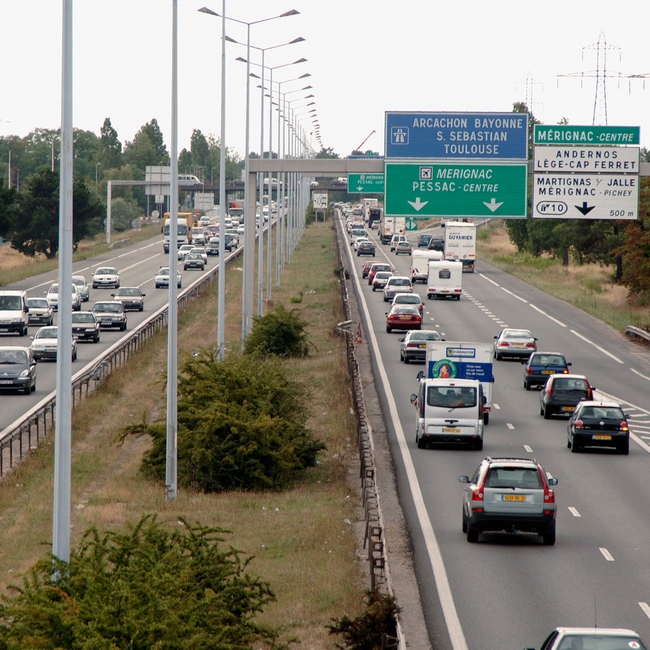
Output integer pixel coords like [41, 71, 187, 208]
[0, 218, 367, 648]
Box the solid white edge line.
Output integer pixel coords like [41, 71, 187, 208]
[568, 507, 581, 517]
[570, 329, 624, 364]
[631, 368, 650, 382]
[500, 287, 528, 303]
[597, 390, 650, 454]
[529, 303, 567, 327]
[478, 272, 499, 287]
[347, 228, 469, 650]
[599, 547, 615, 561]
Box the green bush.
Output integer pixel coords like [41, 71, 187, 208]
[121, 350, 325, 492]
[0, 515, 279, 649]
[244, 303, 311, 358]
[327, 588, 401, 650]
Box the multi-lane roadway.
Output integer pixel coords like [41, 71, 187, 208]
[342, 217, 650, 650]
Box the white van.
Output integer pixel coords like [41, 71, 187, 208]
[426, 260, 463, 300]
[411, 377, 485, 450]
[411, 250, 443, 284]
[0, 290, 29, 336]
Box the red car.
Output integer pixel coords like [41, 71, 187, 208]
[385, 305, 422, 333]
[362, 260, 376, 279]
[368, 263, 392, 285]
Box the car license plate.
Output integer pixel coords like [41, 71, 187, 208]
[593, 434, 612, 440]
[0, 328, 7, 332]
[399, 316, 410, 320]
[418, 344, 427, 348]
[542, 370, 555, 374]
[562, 406, 575, 412]
[502, 494, 527, 502]
[73, 334, 81, 339]
[443, 427, 460, 433]
[0, 380, 13, 385]
[441, 290, 449, 294]
[512, 342, 524, 346]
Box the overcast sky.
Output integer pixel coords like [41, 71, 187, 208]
[1, 0, 649, 160]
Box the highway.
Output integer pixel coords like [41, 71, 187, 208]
[0, 233, 225, 433]
[341, 216, 650, 649]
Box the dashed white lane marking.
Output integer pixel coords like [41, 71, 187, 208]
[568, 507, 581, 517]
[493, 403, 501, 410]
[631, 368, 650, 382]
[599, 547, 615, 561]
[529, 303, 567, 327]
[570, 329, 624, 364]
[524, 445, 533, 453]
[506, 423, 515, 430]
[639, 602, 650, 620]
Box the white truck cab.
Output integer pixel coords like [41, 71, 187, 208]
[411, 249, 443, 284]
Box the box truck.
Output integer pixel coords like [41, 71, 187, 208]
[379, 216, 405, 244]
[444, 221, 476, 272]
[425, 340, 494, 425]
[410, 249, 443, 284]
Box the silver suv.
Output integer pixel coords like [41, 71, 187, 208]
[459, 457, 558, 545]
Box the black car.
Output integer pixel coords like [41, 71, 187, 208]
[92, 301, 128, 331]
[523, 352, 571, 390]
[356, 241, 376, 257]
[111, 287, 146, 312]
[567, 401, 630, 454]
[0, 346, 37, 394]
[417, 234, 432, 248]
[427, 237, 444, 252]
[71, 311, 101, 343]
[540, 374, 594, 419]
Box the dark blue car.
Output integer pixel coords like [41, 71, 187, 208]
[523, 351, 571, 390]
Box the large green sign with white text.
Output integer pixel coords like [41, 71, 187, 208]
[347, 173, 384, 193]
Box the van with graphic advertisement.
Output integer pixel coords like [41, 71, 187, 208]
[411, 377, 485, 450]
[426, 260, 463, 300]
[410, 249, 444, 284]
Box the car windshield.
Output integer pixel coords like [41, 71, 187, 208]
[27, 299, 49, 309]
[73, 313, 95, 323]
[72, 277, 85, 286]
[391, 306, 419, 315]
[36, 327, 57, 339]
[117, 288, 139, 296]
[96, 268, 116, 275]
[426, 386, 476, 408]
[485, 467, 541, 489]
[0, 349, 28, 364]
[48, 285, 59, 293]
[557, 634, 647, 650]
[390, 279, 410, 286]
[94, 303, 122, 313]
[395, 295, 419, 304]
[372, 265, 390, 272]
[158, 269, 170, 276]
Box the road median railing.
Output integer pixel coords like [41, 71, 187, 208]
[0, 243, 245, 478]
[625, 325, 650, 345]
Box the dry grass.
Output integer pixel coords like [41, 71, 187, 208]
[477, 222, 650, 331]
[0, 219, 365, 649]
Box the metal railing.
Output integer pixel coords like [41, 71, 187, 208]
[0, 243, 244, 478]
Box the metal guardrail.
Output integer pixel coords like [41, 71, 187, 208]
[333, 216, 402, 649]
[0, 243, 244, 478]
[625, 325, 650, 344]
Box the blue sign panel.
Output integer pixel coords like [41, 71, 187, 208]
[385, 112, 529, 160]
[428, 360, 492, 382]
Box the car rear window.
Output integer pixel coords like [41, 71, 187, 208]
[554, 378, 587, 391]
[426, 386, 476, 408]
[486, 467, 541, 489]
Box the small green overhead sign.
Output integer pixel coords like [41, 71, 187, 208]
[347, 173, 384, 193]
[534, 125, 640, 146]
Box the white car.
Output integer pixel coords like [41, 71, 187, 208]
[30, 325, 77, 362]
[155, 267, 182, 289]
[177, 244, 194, 260]
[383, 276, 413, 302]
[44, 284, 82, 311]
[92, 267, 120, 289]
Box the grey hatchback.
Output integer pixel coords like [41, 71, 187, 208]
[459, 456, 558, 545]
[399, 330, 443, 363]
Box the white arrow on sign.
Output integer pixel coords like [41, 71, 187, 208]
[356, 186, 363, 192]
[408, 197, 428, 211]
[483, 198, 504, 212]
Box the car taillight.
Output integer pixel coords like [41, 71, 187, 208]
[526, 367, 534, 375]
[562, 369, 569, 374]
[501, 341, 510, 347]
[471, 486, 484, 512]
[620, 421, 629, 432]
[574, 419, 584, 429]
[538, 468, 555, 505]
[526, 342, 536, 348]
[546, 383, 553, 396]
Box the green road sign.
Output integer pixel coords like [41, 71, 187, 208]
[405, 218, 418, 230]
[534, 125, 640, 146]
[384, 162, 528, 218]
[347, 173, 384, 193]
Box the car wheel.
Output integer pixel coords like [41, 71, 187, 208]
[542, 526, 556, 546]
[462, 508, 468, 533]
[474, 439, 483, 451]
[495, 352, 502, 360]
[49, 317, 54, 326]
[372, 286, 376, 291]
[22, 384, 31, 395]
[570, 437, 580, 453]
[72, 350, 77, 362]
[416, 434, 425, 449]
[620, 440, 630, 455]
[524, 380, 530, 390]
[31, 381, 36, 392]
[403, 355, 409, 364]
[466, 525, 479, 543]
[139, 305, 144, 312]
[94, 334, 100, 343]
[543, 405, 551, 420]
[483, 413, 489, 425]
[92, 284, 97, 289]
[386, 326, 391, 333]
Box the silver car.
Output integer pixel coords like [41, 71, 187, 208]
[383, 276, 412, 302]
[399, 329, 443, 363]
[459, 456, 558, 545]
[493, 328, 537, 360]
[72, 275, 90, 301]
[92, 267, 120, 289]
[526, 627, 648, 650]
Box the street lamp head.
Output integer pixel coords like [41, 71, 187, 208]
[198, 6, 219, 17]
[236, 56, 247, 63]
[280, 9, 300, 17]
[289, 36, 305, 44]
[293, 58, 308, 64]
[225, 35, 238, 44]
[250, 72, 261, 79]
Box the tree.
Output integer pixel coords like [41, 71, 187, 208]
[0, 515, 278, 648]
[121, 350, 325, 492]
[98, 117, 122, 169]
[10, 169, 103, 258]
[108, 196, 141, 232]
[123, 119, 169, 171]
[0, 178, 16, 240]
[315, 147, 339, 159]
[244, 303, 311, 357]
[190, 128, 211, 173]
